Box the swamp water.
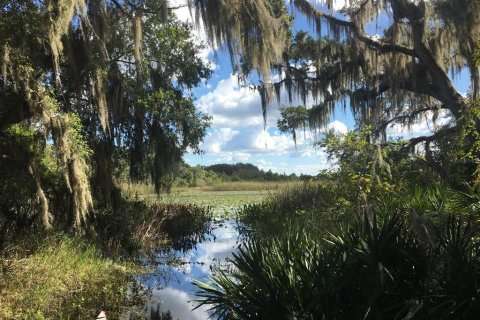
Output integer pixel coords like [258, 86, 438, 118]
[138, 217, 240, 319]
[124, 190, 270, 319]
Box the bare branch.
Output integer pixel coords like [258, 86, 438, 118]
[375, 105, 444, 133]
[403, 126, 457, 150]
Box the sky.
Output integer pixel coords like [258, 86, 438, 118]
[172, 0, 471, 176]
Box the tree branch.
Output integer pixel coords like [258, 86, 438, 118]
[375, 105, 444, 133]
[403, 126, 457, 151]
[110, 0, 134, 18]
[391, 0, 466, 118]
[293, 0, 417, 57]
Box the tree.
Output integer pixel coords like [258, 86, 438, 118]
[194, 0, 480, 181]
[277, 105, 309, 147]
[0, 1, 211, 231]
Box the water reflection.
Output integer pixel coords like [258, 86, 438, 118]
[137, 218, 240, 319]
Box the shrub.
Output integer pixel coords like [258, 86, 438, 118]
[195, 210, 480, 319]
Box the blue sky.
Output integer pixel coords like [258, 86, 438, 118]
[173, 0, 472, 175]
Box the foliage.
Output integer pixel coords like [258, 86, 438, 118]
[194, 230, 324, 319]
[458, 98, 480, 187]
[0, 2, 212, 231]
[320, 127, 391, 181]
[195, 126, 480, 318]
[0, 235, 141, 320]
[277, 106, 309, 147]
[204, 162, 301, 182]
[196, 205, 480, 319]
[475, 41, 480, 67]
[238, 181, 346, 238]
[169, 162, 305, 188]
[0, 189, 213, 319]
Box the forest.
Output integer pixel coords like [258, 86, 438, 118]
[1, 0, 480, 319]
[173, 163, 307, 187]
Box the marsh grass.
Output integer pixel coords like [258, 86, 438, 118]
[120, 181, 284, 198]
[196, 180, 299, 192]
[197, 182, 480, 319]
[120, 182, 286, 219]
[121, 181, 298, 202]
[238, 181, 347, 238]
[93, 202, 213, 261]
[0, 235, 141, 319]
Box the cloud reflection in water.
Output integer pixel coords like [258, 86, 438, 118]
[140, 219, 239, 319]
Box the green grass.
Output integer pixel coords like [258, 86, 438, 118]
[186, 180, 300, 192]
[0, 199, 215, 320]
[121, 181, 296, 217]
[0, 235, 142, 320]
[162, 190, 269, 205]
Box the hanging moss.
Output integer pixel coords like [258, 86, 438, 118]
[93, 68, 109, 133]
[132, 15, 143, 67]
[39, 89, 93, 231]
[1, 44, 9, 88]
[199, 0, 470, 188]
[51, 114, 93, 231]
[1, 1, 213, 233]
[28, 163, 53, 229]
[191, 0, 290, 81]
[46, 0, 86, 83]
[250, 0, 478, 140]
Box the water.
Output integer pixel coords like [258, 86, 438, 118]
[137, 218, 240, 319]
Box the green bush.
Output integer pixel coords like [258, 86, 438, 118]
[195, 210, 480, 319]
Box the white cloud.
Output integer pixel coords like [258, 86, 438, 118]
[306, 0, 348, 11]
[196, 75, 268, 128]
[200, 128, 239, 153]
[332, 0, 348, 10]
[200, 126, 296, 157]
[147, 287, 209, 320]
[386, 110, 453, 137]
[191, 68, 351, 175]
[255, 158, 330, 175]
[233, 152, 252, 162]
[195, 78, 349, 172]
[255, 159, 273, 171]
[214, 151, 252, 163]
[218, 153, 233, 162]
[327, 120, 349, 134]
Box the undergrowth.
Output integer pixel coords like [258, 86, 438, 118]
[0, 235, 142, 319]
[0, 198, 212, 319]
[196, 181, 480, 319]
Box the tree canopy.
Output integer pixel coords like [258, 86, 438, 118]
[203, 0, 478, 129]
[0, 1, 211, 231]
[1, 0, 480, 231]
[195, 0, 480, 183]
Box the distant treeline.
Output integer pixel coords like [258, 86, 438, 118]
[174, 162, 312, 187]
